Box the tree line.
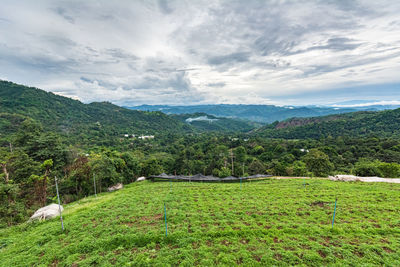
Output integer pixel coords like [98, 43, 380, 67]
[2, 116, 400, 227]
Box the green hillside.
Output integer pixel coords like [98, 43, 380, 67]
[256, 109, 400, 139]
[1, 179, 400, 266]
[171, 113, 259, 133]
[0, 80, 192, 142]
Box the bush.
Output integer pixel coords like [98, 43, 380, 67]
[303, 149, 333, 177]
[378, 162, 400, 178]
[354, 160, 383, 177]
[353, 159, 400, 178]
[218, 167, 231, 178]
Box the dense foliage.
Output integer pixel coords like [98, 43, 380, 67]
[1, 81, 400, 228]
[257, 109, 400, 139]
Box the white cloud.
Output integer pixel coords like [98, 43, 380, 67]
[0, 0, 400, 105]
[332, 100, 400, 108]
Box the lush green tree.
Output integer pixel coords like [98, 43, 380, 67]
[248, 158, 266, 175]
[7, 151, 39, 184]
[235, 146, 247, 163]
[354, 159, 400, 178]
[65, 156, 91, 197]
[378, 162, 400, 178]
[0, 183, 24, 227]
[141, 157, 164, 177]
[303, 149, 333, 177]
[217, 167, 231, 178]
[90, 154, 119, 192]
[251, 145, 264, 155]
[292, 161, 308, 177]
[269, 159, 287, 176]
[120, 152, 141, 182]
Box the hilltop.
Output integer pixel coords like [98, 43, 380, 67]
[256, 109, 400, 139]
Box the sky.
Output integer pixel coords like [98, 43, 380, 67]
[1, 0, 400, 106]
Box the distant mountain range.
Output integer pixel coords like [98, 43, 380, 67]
[2, 80, 400, 144]
[170, 113, 259, 133]
[127, 103, 400, 123]
[0, 81, 255, 145]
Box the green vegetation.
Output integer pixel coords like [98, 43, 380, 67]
[0, 80, 192, 144]
[2, 115, 400, 227]
[171, 113, 258, 133]
[1, 80, 400, 236]
[354, 159, 400, 178]
[257, 109, 400, 139]
[1, 179, 400, 266]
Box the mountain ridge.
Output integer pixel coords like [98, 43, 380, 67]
[255, 109, 400, 139]
[127, 104, 392, 123]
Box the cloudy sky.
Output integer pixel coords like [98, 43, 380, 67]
[1, 0, 400, 106]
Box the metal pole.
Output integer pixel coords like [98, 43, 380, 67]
[93, 174, 97, 197]
[164, 203, 168, 237]
[55, 176, 64, 231]
[230, 149, 234, 175]
[332, 198, 337, 228]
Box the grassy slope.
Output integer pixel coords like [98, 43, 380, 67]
[1, 179, 400, 266]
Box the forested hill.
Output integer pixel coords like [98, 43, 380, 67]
[128, 104, 359, 123]
[256, 108, 400, 139]
[170, 112, 259, 133]
[0, 81, 192, 140]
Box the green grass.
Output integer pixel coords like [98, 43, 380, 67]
[1, 178, 400, 266]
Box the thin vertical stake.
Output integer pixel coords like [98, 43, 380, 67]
[93, 174, 97, 197]
[332, 198, 337, 228]
[240, 177, 242, 190]
[164, 203, 168, 237]
[55, 176, 64, 231]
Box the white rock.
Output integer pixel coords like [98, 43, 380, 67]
[136, 177, 146, 182]
[30, 203, 63, 221]
[107, 183, 123, 192]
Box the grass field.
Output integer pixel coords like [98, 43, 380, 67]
[1, 178, 400, 266]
